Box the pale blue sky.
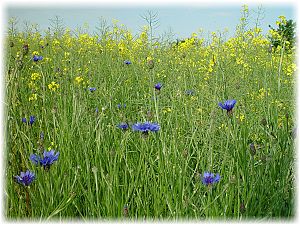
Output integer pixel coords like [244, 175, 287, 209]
[6, 5, 295, 40]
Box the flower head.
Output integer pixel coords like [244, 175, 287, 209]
[29, 116, 36, 125]
[218, 99, 236, 112]
[89, 87, 96, 92]
[48, 81, 59, 92]
[117, 122, 129, 130]
[124, 60, 132, 65]
[30, 154, 41, 165]
[40, 150, 59, 167]
[154, 83, 162, 91]
[132, 122, 160, 134]
[14, 170, 35, 186]
[201, 172, 220, 186]
[117, 103, 126, 109]
[185, 90, 195, 96]
[30, 149, 59, 170]
[33, 55, 43, 62]
[75, 76, 84, 84]
[22, 116, 35, 125]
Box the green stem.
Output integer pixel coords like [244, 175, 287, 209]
[25, 188, 31, 217]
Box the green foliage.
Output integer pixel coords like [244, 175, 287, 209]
[4, 9, 296, 220]
[269, 18, 296, 50]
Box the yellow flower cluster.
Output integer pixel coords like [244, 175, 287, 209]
[32, 51, 39, 56]
[48, 81, 60, 92]
[75, 76, 84, 84]
[31, 72, 41, 81]
[28, 93, 37, 101]
[257, 88, 270, 100]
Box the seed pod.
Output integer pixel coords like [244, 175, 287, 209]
[123, 204, 128, 217]
[249, 143, 256, 156]
[240, 202, 246, 214]
[16, 60, 23, 69]
[260, 118, 267, 126]
[148, 59, 154, 69]
[23, 44, 29, 55]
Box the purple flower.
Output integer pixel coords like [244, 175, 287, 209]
[14, 170, 35, 186]
[201, 172, 220, 186]
[33, 55, 43, 62]
[89, 87, 96, 92]
[185, 90, 195, 96]
[124, 60, 132, 65]
[22, 116, 35, 125]
[117, 104, 126, 109]
[154, 83, 162, 91]
[29, 116, 35, 125]
[30, 149, 59, 170]
[218, 100, 236, 112]
[132, 122, 160, 134]
[117, 122, 129, 130]
[40, 150, 59, 167]
[30, 154, 41, 165]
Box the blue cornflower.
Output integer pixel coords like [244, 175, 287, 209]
[218, 100, 237, 112]
[40, 150, 59, 167]
[29, 116, 35, 125]
[117, 103, 126, 109]
[201, 172, 220, 186]
[95, 108, 99, 113]
[33, 55, 43, 62]
[89, 87, 96, 92]
[14, 170, 35, 186]
[124, 60, 132, 65]
[30, 149, 59, 170]
[154, 83, 162, 91]
[30, 154, 41, 165]
[40, 132, 44, 140]
[117, 122, 129, 130]
[132, 122, 160, 134]
[22, 116, 35, 125]
[185, 90, 195, 96]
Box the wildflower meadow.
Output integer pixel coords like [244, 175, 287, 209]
[4, 6, 296, 220]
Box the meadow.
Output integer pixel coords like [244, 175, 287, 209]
[4, 7, 296, 220]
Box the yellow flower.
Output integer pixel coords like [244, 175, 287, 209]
[53, 39, 60, 46]
[236, 114, 245, 122]
[218, 123, 228, 130]
[31, 72, 41, 81]
[29, 93, 37, 101]
[75, 76, 84, 84]
[28, 81, 37, 89]
[48, 81, 59, 91]
[162, 107, 172, 114]
[236, 58, 244, 65]
[32, 51, 39, 56]
[64, 52, 70, 58]
[146, 56, 153, 61]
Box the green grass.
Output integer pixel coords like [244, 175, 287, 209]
[4, 16, 295, 220]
